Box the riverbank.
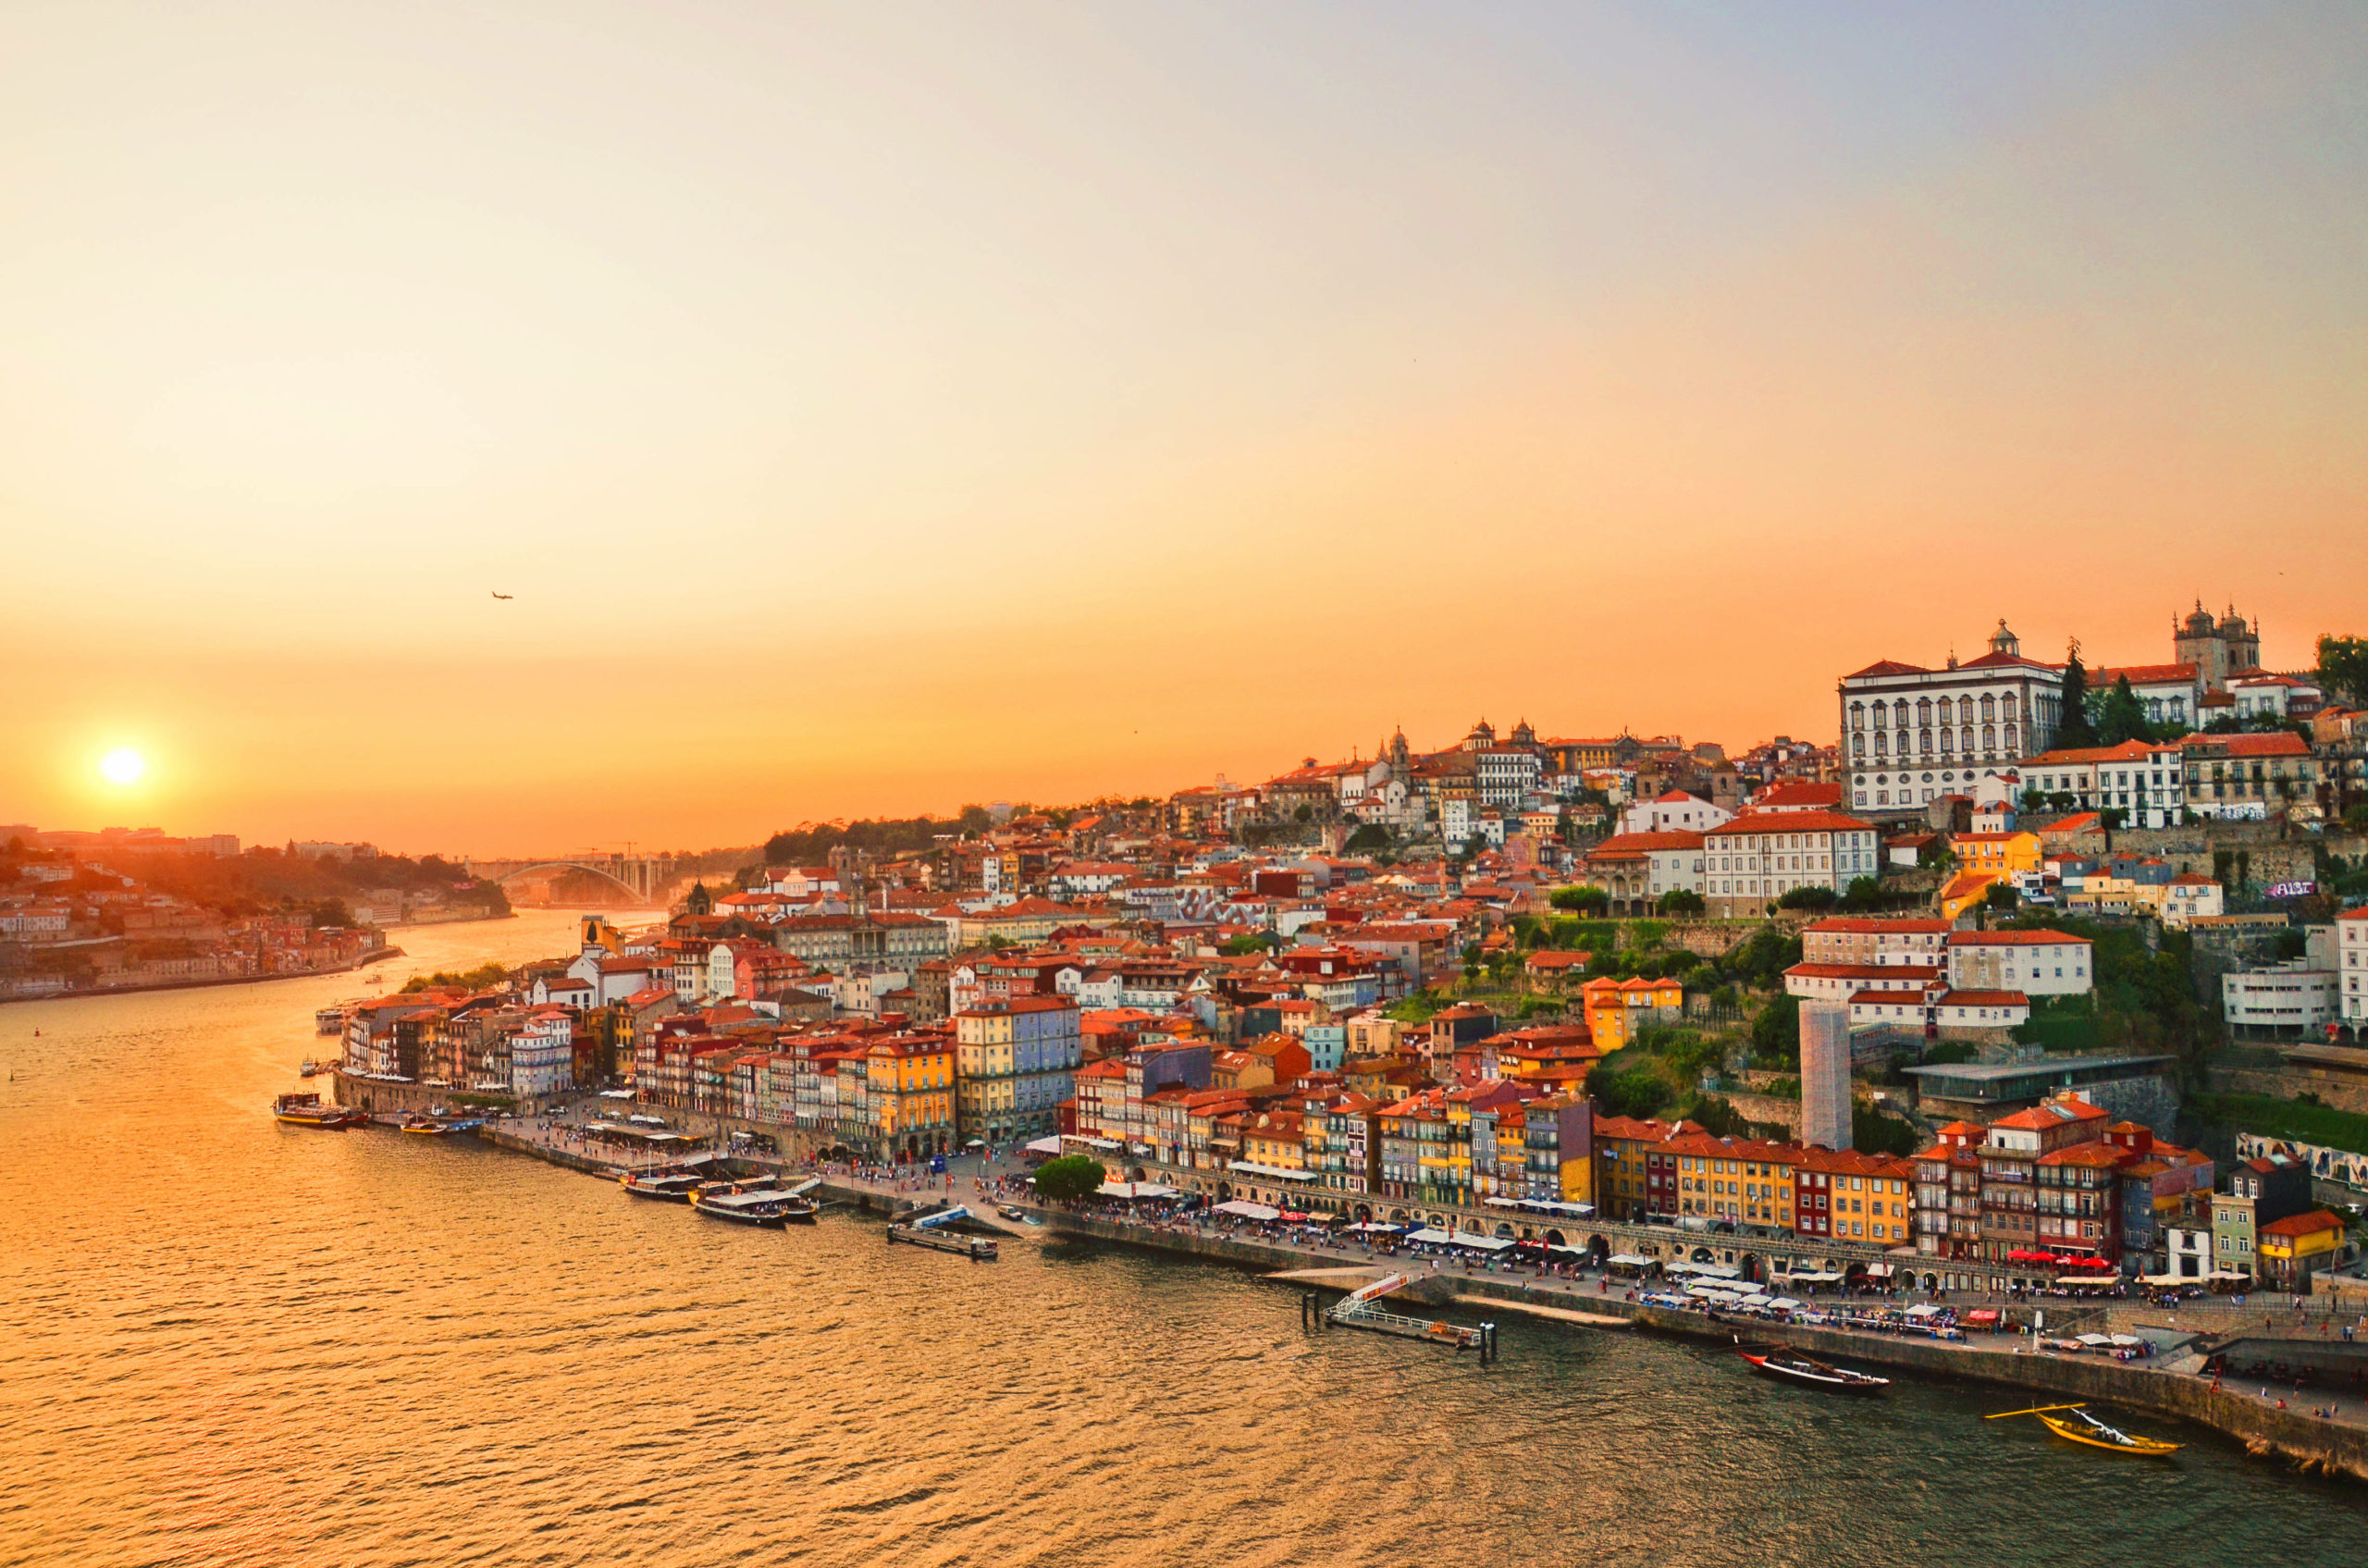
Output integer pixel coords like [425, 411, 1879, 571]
[1033, 1207, 2368, 1483]
[3, 943, 404, 1006]
[384, 1106, 2368, 1486]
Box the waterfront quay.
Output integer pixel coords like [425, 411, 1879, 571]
[434, 1093, 2368, 1483]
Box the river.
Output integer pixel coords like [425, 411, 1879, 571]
[2, 908, 2362, 1567]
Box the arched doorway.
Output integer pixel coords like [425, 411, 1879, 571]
[1388, 1207, 1409, 1223]
[1216, 1181, 1233, 1202]
[1494, 1223, 1516, 1239]
[1544, 1228, 1567, 1248]
[1585, 1235, 1609, 1262]
[1739, 1253, 1764, 1284]
[1691, 1246, 1716, 1264]
[1922, 1272, 1939, 1292]
[1128, 1165, 1148, 1183]
[1354, 1203, 1373, 1222]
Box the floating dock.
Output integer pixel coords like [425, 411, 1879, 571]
[887, 1205, 998, 1259]
[1318, 1274, 1496, 1358]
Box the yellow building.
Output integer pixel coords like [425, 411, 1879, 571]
[867, 1037, 955, 1161]
[2257, 1210, 2347, 1290]
[1669, 1132, 1799, 1230]
[1950, 830, 2042, 880]
[1240, 1111, 1306, 1173]
[1578, 978, 1630, 1050]
[1937, 870, 2001, 921]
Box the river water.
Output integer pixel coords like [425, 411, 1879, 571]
[2, 908, 2362, 1568]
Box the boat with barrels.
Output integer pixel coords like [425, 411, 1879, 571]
[274, 1092, 365, 1130]
[1734, 1339, 1892, 1394]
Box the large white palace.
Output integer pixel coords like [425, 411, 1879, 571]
[1839, 622, 2068, 817]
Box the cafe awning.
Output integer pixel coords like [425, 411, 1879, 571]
[1210, 1200, 1280, 1220]
[1406, 1228, 1514, 1252]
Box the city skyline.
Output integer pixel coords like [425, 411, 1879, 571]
[7, 4, 2366, 851]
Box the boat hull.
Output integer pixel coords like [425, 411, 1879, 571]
[2036, 1414, 2180, 1455]
[622, 1182, 696, 1203]
[275, 1111, 350, 1130]
[694, 1203, 790, 1229]
[1740, 1352, 1890, 1394]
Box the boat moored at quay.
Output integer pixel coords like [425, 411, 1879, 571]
[273, 1092, 366, 1130]
[1734, 1339, 1892, 1394]
[691, 1187, 808, 1228]
[620, 1170, 703, 1203]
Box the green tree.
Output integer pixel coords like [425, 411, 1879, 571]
[2317, 634, 2368, 705]
[1344, 822, 1393, 853]
[1550, 884, 1610, 915]
[1776, 885, 1838, 912]
[1220, 933, 1273, 957]
[1656, 889, 1706, 916]
[1686, 1094, 1749, 1138]
[1852, 1104, 1920, 1157]
[1840, 876, 1884, 912]
[2055, 646, 2099, 749]
[1983, 883, 2019, 913]
[1589, 1065, 1673, 1119]
[2345, 804, 2368, 834]
[1749, 993, 1802, 1063]
[2094, 674, 2153, 746]
[308, 897, 356, 928]
[1031, 1154, 1106, 1204]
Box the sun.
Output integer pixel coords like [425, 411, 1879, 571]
[100, 748, 146, 786]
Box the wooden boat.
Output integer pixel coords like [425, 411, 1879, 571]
[692, 1188, 798, 1228]
[1988, 1403, 2181, 1456]
[401, 1116, 462, 1136]
[620, 1170, 703, 1202]
[1735, 1340, 1892, 1394]
[274, 1092, 361, 1130]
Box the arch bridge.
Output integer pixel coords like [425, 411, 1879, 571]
[468, 854, 680, 904]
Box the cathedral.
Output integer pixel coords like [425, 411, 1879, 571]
[2171, 602, 2263, 694]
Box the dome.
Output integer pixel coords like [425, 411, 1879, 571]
[2182, 601, 2215, 635]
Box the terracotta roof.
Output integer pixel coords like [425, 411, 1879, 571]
[1705, 809, 1876, 837]
[2260, 1210, 2345, 1238]
[1947, 929, 2089, 947]
[1934, 989, 2029, 1007]
[1805, 917, 1951, 933]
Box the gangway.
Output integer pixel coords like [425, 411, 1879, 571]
[1322, 1273, 1494, 1357]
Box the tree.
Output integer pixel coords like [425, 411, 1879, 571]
[1983, 883, 2019, 913]
[2318, 634, 2368, 705]
[1852, 1104, 1920, 1157]
[1776, 885, 1837, 912]
[2055, 646, 2099, 749]
[2094, 674, 2152, 746]
[1550, 884, 1610, 915]
[1588, 1065, 1672, 1119]
[1749, 993, 1801, 1062]
[1656, 889, 1706, 916]
[1344, 822, 1393, 853]
[308, 897, 356, 929]
[2020, 785, 2048, 811]
[2345, 804, 2368, 834]
[1839, 876, 1884, 912]
[1031, 1154, 1106, 1204]
[1219, 933, 1273, 956]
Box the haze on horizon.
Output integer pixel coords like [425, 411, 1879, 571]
[5, 2, 2364, 858]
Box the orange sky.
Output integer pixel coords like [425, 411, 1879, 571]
[5, 4, 2364, 856]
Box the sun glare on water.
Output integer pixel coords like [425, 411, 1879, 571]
[100, 748, 146, 785]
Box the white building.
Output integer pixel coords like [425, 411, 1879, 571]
[2223, 961, 2337, 1037]
[2018, 739, 2189, 829]
[1474, 747, 1541, 809]
[511, 1008, 576, 1098]
[1840, 621, 2066, 817]
[1944, 931, 2092, 996]
[1618, 790, 1734, 836]
[1700, 810, 1881, 919]
[2345, 908, 2368, 1040]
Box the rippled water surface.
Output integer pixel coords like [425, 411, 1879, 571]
[3, 909, 2363, 1567]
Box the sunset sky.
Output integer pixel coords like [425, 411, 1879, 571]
[5, 3, 2364, 857]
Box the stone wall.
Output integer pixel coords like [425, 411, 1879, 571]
[2111, 823, 2317, 886]
[2208, 1063, 2368, 1117]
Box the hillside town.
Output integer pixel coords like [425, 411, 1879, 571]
[0, 830, 515, 998]
[294, 611, 2368, 1300]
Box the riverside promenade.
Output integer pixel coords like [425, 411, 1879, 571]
[468, 1106, 2368, 1483]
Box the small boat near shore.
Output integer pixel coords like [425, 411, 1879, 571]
[621, 1170, 703, 1202]
[1735, 1339, 1891, 1394]
[692, 1188, 804, 1228]
[274, 1092, 365, 1130]
[401, 1116, 476, 1137]
[1989, 1403, 2181, 1456]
